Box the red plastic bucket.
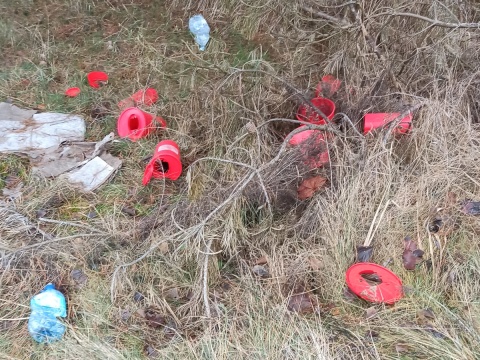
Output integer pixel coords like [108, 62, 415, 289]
[296, 97, 335, 124]
[363, 113, 412, 135]
[143, 140, 182, 185]
[117, 107, 166, 141]
[288, 125, 330, 169]
[346, 263, 403, 304]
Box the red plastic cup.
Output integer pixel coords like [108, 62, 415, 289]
[117, 107, 166, 141]
[296, 97, 336, 124]
[87, 71, 108, 88]
[143, 140, 182, 185]
[65, 87, 81, 97]
[288, 125, 330, 169]
[346, 263, 403, 304]
[363, 113, 412, 135]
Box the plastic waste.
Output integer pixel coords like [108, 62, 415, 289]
[189, 15, 210, 51]
[28, 283, 67, 343]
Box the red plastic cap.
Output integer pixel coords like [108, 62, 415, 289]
[297, 97, 336, 124]
[346, 263, 403, 304]
[87, 71, 108, 88]
[65, 87, 81, 97]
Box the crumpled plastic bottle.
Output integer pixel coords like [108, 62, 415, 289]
[189, 14, 210, 51]
[28, 283, 67, 343]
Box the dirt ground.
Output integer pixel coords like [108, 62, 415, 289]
[1, 0, 480, 359]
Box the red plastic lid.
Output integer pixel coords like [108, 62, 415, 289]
[65, 87, 81, 97]
[87, 71, 108, 88]
[346, 263, 403, 304]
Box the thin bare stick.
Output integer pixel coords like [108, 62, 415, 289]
[298, 4, 352, 28]
[382, 103, 425, 145]
[364, 191, 388, 247]
[4, 233, 99, 256]
[365, 200, 391, 247]
[37, 217, 105, 234]
[382, 12, 480, 29]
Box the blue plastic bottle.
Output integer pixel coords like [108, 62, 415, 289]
[28, 283, 67, 343]
[189, 14, 210, 51]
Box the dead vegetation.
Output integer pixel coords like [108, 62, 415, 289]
[1, 0, 480, 358]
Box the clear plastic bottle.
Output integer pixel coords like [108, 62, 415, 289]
[188, 14, 210, 51]
[28, 283, 67, 343]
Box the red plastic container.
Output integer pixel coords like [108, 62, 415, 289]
[288, 125, 330, 169]
[143, 140, 182, 185]
[65, 87, 81, 97]
[346, 263, 403, 304]
[363, 113, 412, 135]
[296, 97, 336, 124]
[117, 107, 166, 141]
[87, 71, 108, 88]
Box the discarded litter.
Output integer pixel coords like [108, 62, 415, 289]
[87, 71, 108, 88]
[346, 263, 403, 304]
[363, 112, 412, 134]
[28, 283, 67, 343]
[118, 88, 159, 109]
[0, 102, 85, 152]
[0, 102, 121, 192]
[117, 107, 167, 141]
[288, 126, 330, 169]
[143, 140, 182, 185]
[189, 14, 210, 51]
[65, 87, 81, 97]
[297, 97, 335, 124]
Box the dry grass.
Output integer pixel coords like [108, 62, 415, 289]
[1, 0, 480, 358]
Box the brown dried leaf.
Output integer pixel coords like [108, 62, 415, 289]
[356, 246, 373, 262]
[417, 308, 435, 320]
[70, 269, 88, 286]
[395, 343, 409, 353]
[252, 265, 269, 277]
[287, 284, 317, 314]
[145, 309, 167, 329]
[402, 236, 424, 270]
[144, 344, 159, 358]
[343, 287, 358, 302]
[255, 256, 268, 265]
[308, 257, 322, 271]
[165, 288, 180, 300]
[461, 200, 480, 216]
[365, 306, 378, 319]
[159, 242, 169, 254]
[135, 308, 146, 318]
[297, 176, 327, 200]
